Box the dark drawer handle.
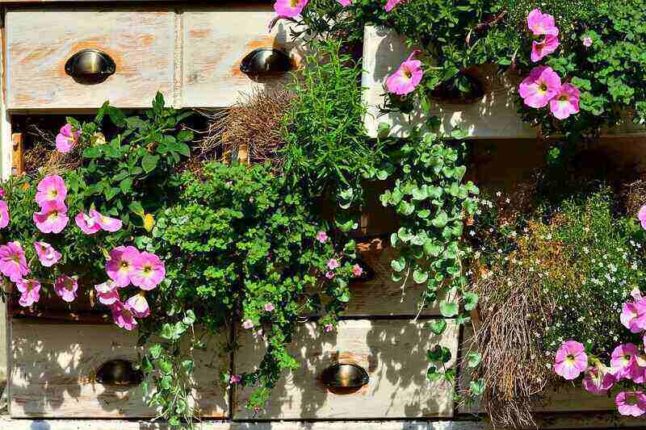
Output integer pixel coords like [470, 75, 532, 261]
[321, 363, 369, 389]
[65, 49, 116, 84]
[96, 359, 143, 387]
[240, 48, 292, 77]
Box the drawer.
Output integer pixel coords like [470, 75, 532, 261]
[181, 7, 301, 108]
[233, 319, 458, 419]
[10, 321, 229, 418]
[5, 9, 175, 110]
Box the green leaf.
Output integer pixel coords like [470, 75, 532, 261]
[432, 211, 449, 228]
[440, 300, 458, 317]
[413, 269, 429, 284]
[391, 256, 406, 273]
[463, 291, 479, 311]
[142, 154, 160, 174]
[427, 319, 447, 335]
[466, 351, 482, 368]
[470, 379, 485, 396]
[427, 365, 443, 382]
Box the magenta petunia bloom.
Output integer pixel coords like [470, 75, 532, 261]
[352, 264, 363, 277]
[34, 241, 62, 267]
[621, 299, 646, 333]
[638, 205, 646, 230]
[273, 0, 308, 17]
[583, 36, 593, 47]
[264, 302, 275, 312]
[582, 365, 615, 395]
[33, 201, 69, 234]
[242, 319, 254, 330]
[611, 343, 640, 380]
[130, 252, 165, 291]
[125, 294, 150, 318]
[531, 35, 559, 62]
[327, 258, 340, 270]
[325, 271, 335, 279]
[337, 0, 351, 5]
[549, 83, 580, 120]
[527, 9, 559, 36]
[518, 66, 561, 108]
[16, 279, 41, 307]
[75, 212, 101, 235]
[324, 323, 334, 333]
[229, 374, 242, 385]
[0, 241, 29, 282]
[94, 280, 120, 305]
[54, 275, 78, 303]
[110, 301, 138, 331]
[316, 231, 328, 243]
[105, 246, 140, 288]
[35, 175, 67, 206]
[616, 391, 646, 417]
[554, 340, 588, 380]
[0, 200, 9, 229]
[89, 209, 123, 233]
[385, 0, 405, 12]
[55, 123, 80, 154]
[385, 50, 423, 96]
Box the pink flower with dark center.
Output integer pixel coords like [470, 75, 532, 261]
[385, 50, 423, 96]
[16, 279, 41, 307]
[527, 9, 559, 36]
[316, 231, 328, 243]
[327, 258, 340, 270]
[616, 391, 646, 417]
[33, 200, 69, 234]
[242, 319, 254, 330]
[55, 123, 80, 154]
[638, 205, 646, 230]
[325, 271, 335, 280]
[385, 0, 405, 12]
[352, 264, 363, 277]
[553, 340, 588, 380]
[36, 175, 67, 205]
[105, 246, 140, 288]
[0, 200, 9, 229]
[583, 36, 593, 47]
[229, 374, 242, 385]
[582, 365, 615, 395]
[130, 252, 165, 291]
[324, 323, 334, 333]
[54, 275, 78, 303]
[273, 0, 309, 17]
[531, 35, 559, 62]
[110, 301, 138, 331]
[0, 241, 29, 282]
[75, 212, 101, 235]
[34, 241, 62, 267]
[89, 209, 123, 233]
[125, 294, 151, 318]
[264, 303, 275, 312]
[621, 299, 646, 333]
[518, 66, 561, 108]
[549, 83, 580, 120]
[611, 343, 640, 380]
[94, 280, 120, 305]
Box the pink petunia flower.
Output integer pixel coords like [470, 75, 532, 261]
[0, 188, 5, 198]
[130, 252, 165, 291]
[110, 300, 138, 331]
[229, 374, 242, 385]
[242, 319, 254, 330]
[582, 365, 615, 395]
[611, 343, 640, 380]
[316, 231, 328, 243]
[324, 323, 334, 333]
[385, 50, 424, 96]
[621, 299, 646, 333]
[35, 175, 67, 205]
[16, 279, 41, 307]
[327, 258, 340, 270]
[273, 0, 309, 17]
[352, 264, 363, 277]
[549, 83, 580, 120]
[0, 200, 9, 229]
[264, 302, 275, 312]
[531, 35, 559, 62]
[105, 246, 141, 288]
[638, 205, 646, 230]
[34, 241, 62, 267]
[55, 123, 80, 154]
[526, 9, 559, 36]
[553, 340, 588, 380]
[89, 209, 123, 233]
[616, 391, 646, 417]
[33, 200, 69, 234]
[325, 271, 335, 280]
[94, 280, 120, 305]
[0, 241, 29, 282]
[75, 212, 101, 235]
[583, 36, 593, 48]
[338, 0, 351, 5]
[53, 275, 78, 303]
[125, 294, 151, 318]
[518, 66, 561, 108]
[385, 0, 405, 12]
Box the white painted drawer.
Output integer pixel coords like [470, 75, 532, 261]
[233, 319, 458, 419]
[5, 9, 176, 110]
[10, 321, 229, 418]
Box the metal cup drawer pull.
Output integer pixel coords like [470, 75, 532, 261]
[65, 49, 116, 84]
[95, 359, 143, 386]
[240, 47, 293, 77]
[321, 363, 369, 389]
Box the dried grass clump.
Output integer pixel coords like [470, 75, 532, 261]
[622, 179, 646, 216]
[22, 125, 84, 175]
[200, 87, 294, 166]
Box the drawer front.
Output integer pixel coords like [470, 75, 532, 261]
[10, 321, 229, 418]
[5, 10, 175, 109]
[233, 319, 458, 419]
[181, 8, 300, 108]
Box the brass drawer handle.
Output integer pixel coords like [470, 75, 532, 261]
[65, 49, 116, 84]
[240, 48, 292, 78]
[96, 359, 143, 387]
[321, 363, 369, 390]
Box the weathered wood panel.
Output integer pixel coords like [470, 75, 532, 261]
[233, 319, 458, 420]
[181, 8, 300, 108]
[10, 321, 229, 418]
[5, 10, 175, 109]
